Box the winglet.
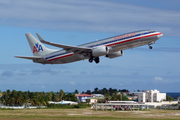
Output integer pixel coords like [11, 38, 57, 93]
[36, 33, 44, 42]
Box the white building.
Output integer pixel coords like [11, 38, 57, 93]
[138, 89, 166, 103]
[48, 101, 78, 105]
[92, 94, 104, 98]
[138, 92, 146, 103]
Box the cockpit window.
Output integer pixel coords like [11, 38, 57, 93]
[149, 31, 155, 33]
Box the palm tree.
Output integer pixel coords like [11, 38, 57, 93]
[74, 89, 79, 94]
[1, 93, 9, 105]
[0, 98, 6, 105]
[94, 87, 99, 92]
[60, 89, 64, 101]
[6, 89, 11, 94]
[8, 97, 15, 106]
[16, 95, 23, 105]
[29, 99, 35, 106]
[104, 93, 111, 103]
[0, 90, 2, 97]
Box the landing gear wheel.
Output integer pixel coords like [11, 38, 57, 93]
[94, 57, 100, 64]
[89, 56, 93, 63]
[149, 46, 153, 49]
[89, 58, 93, 63]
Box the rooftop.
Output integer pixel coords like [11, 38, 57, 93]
[75, 94, 94, 97]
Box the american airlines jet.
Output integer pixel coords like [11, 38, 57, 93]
[15, 30, 163, 64]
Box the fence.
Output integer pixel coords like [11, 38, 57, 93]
[156, 106, 180, 110]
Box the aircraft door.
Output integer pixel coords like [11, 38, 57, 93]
[140, 33, 145, 42]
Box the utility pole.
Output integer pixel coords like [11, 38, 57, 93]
[121, 93, 122, 101]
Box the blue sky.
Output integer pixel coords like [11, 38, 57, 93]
[0, 0, 180, 93]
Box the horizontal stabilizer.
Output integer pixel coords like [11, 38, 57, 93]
[15, 56, 42, 60]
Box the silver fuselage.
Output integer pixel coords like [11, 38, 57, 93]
[37, 30, 163, 64]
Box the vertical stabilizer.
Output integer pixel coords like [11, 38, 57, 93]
[25, 33, 57, 56]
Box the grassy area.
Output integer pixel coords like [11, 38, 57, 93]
[0, 108, 179, 120]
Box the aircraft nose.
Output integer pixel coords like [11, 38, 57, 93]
[157, 33, 163, 38]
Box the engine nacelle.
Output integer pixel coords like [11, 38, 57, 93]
[106, 50, 123, 59]
[92, 46, 108, 57]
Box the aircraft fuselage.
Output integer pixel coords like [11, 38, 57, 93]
[36, 30, 162, 64]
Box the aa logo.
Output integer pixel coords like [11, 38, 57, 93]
[33, 43, 43, 53]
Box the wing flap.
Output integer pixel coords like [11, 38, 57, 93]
[15, 56, 42, 60]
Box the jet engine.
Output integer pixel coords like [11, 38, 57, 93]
[106, 50, 123, 59]
[92, 46, 113, 57]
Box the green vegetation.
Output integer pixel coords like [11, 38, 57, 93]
[87, 87, 129, 101]
[166, 95, 174, 102]
[0, 108, 179, 120]
[90, 87, 129, 96]
[0, 87, 130, 108]
[0, 89, 77, 106]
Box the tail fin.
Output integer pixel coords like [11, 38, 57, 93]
[25, 33, 57, 56]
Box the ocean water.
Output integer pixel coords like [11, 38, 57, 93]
[166, 92, 180, 99]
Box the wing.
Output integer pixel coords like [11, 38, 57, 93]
[15, 56, 42, 60]
[36, 33, 92, 53]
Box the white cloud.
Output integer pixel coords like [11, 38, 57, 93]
[70, 81, 76, 85]
[0, 0, 180, 36]
[154, 76, 163, 81]
[41, 85, 45, 88]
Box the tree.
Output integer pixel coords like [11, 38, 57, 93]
[166, 95, 174, 102]
[166, 95, 170, 101]
[104, 93, 111, 103]
[94, 87, 98, 92]
[109, 88, 112, 92]
[0, 90, 2, 97]
[102, 88, 108, 95]
[15, 92, 23, 105]
[6, 89, 11, 94]
[111, 92, 129, 101]
[86, 90, 91, 95]
[64, 93, 77, 102]
[74, 89, 79, 94]
[1, 92, 9, 105]
[122, 89, 129, 92]
[122, 95, 129, 101]
[52, 94, 59, 102]
[46, 91, 55, 101]
[60, 89, 64, 101]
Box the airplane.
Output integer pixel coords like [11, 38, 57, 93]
[15, 30, 163, 64]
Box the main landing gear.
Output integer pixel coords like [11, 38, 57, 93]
[94, 57, 99, 63]
[89, 57, 93, 63]
[89, 56, 100, 64]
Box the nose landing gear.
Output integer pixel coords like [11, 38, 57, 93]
[149, 46, 153, 49]
[148, 41, 155, 49]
